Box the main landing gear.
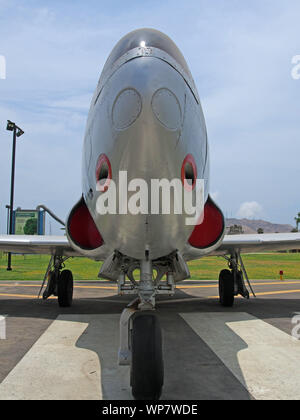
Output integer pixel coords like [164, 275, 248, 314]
[219, 251, 255, 307]
[38, 255, 74, 307]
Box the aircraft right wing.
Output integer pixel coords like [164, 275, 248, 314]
[0, 234, 80, 257]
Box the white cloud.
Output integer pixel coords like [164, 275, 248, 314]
[237, 202, 263, 219]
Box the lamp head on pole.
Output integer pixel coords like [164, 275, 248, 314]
[6, 120, 24, 137]
[6, 120, 15, 131]
[16, 128, 24, 137]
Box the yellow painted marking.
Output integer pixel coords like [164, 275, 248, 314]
[1, 280, 300, 291]
[177, 281, 300, 289]
[249, 289, 300, 297]
[247, 281, 300, 286]
[0, 293, 56, 299]
[208, 289, 300, 298]
[75, 285, 117, 290]
[177, 285, 217, 289]
[1, 289, 300, 301]
[0, 283, 117, 290]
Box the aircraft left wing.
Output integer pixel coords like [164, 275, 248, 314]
[0, 235, 80, 257]
[214, 232, 300, 256]
[183, 232, 300, 260]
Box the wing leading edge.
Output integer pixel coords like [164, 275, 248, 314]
[0, 235, 80, 257]
[211, 232, 300, 257]
[0, 232, 300, 260]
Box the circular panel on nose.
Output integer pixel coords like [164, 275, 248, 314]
[151, 88, 181, 130]
[112, 88, 142, 130]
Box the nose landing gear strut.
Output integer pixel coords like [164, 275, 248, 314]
[118, 257, 165, 400]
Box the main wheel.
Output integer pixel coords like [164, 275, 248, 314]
[219, 269, 234, 307]
[43, 271, 56, 300]
[130, 312, 164, 400]
[58, 269, 73, 307]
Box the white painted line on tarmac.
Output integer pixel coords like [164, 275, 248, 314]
[0, 314, 131, 400]
[181, 312, 300, 400]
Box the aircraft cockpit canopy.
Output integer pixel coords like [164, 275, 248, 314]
[103, 28, 191, 77]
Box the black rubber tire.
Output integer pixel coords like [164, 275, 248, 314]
[219, 269, 234, 307]
[130, 312, 164, 400]
[58, 270, 73, 307]
[42, 271, 56, 300]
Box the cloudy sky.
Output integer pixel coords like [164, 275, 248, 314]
[0, 0, 299, 234]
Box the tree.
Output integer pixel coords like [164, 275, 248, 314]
[228, 225, 244, 235]
[23, 218, 38, 235]
[257, 228, 264, 234]
[295, 213, 300, 232]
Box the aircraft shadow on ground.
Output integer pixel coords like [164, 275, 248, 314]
[1, 290, 299, 400]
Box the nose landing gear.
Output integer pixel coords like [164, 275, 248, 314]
[116, 255, 178, 400]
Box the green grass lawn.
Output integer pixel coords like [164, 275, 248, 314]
[0, 252, 299, 281]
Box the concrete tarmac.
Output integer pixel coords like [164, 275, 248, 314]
[0, 279, 299, 400]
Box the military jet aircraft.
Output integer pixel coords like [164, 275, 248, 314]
[1, 28, 300, 400]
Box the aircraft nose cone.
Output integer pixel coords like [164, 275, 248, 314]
[92, 57, 193, 260]
[109, 70, 188, 259]
[109, 59, 186, 182]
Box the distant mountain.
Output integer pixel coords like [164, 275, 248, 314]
[225, 218, 294, 234]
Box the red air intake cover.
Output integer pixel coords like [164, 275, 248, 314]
[67, 197, 103, 250]
[188, 196, 225, 249]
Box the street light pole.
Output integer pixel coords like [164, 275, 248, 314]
[6, 120, 24, 271]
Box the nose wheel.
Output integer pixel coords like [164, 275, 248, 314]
[130, 311, 164, 400]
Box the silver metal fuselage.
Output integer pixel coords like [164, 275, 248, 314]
[82, 47, 209, 261]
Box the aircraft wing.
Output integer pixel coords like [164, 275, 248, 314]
[0, 235, 80, 257]
[1, 233, 300, 260]
[183, 232, 300, 260]
[214, 232, 300, 255]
